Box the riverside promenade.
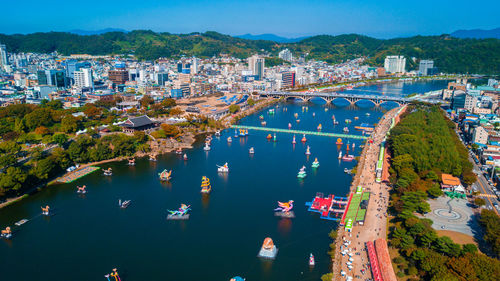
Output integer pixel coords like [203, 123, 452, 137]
[331, 105, 406, 280]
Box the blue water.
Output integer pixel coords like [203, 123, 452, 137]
[0, 80, 448, 281]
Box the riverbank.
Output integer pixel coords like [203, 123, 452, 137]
[0, 98, 278, 210]
[330, 105, 405, 280]
[292, 75, 461, 93]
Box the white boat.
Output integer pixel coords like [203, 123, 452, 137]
[292, 135, 296, 144]
[249, 147, 254, 154]
[227, 137, 232, 143]
[183, 154, 188, 161]
[305, 146, 311, 155]
[343, 127, 349, 133]
[297, 166, 307, 179]
[15, 219, 28, 226]
[204, 143, 211, 151]
[217, 163, 229, 173]
[309, 253, 315, 266]
[215, 130, 221, 137]
[338, 151, 342, 159]
[119, 199, 131, 209]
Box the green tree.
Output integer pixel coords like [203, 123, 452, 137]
[474, 197, 486, 207]
[161, 98, 176, 108]
[61, 115, 79, 133]
[247, 98, 256, 106]
[52, 133, 69, 147]
[33, 157, 56, 180]
[0, 167, 28, 192]
[229, 104, 240, 114]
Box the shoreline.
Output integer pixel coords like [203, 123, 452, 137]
[330, 105, 404, 279]
[0, 98, 278, 210]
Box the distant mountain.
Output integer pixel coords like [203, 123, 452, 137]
[450, 28, 500, 39]
[235, 33, 309, 43]
[68, 28, 128, 35]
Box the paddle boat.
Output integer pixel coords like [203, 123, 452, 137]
[167, 204, 191, 220]
[288, 123, 292, 129]
[109, 269, 121, 281]
[354, 116, 359, 120]
[301, 134, 307, 143]
[261, 121, 267, 126]
[325, 108, 328, 112]
[1, 227, 12, 239]
[317, 124, 322, 131]
[305, 146, 311, 155]
[343, 127, 349, 133]
[215, 130, 221, 137]
[259, 115, 264, 120]
[338, 151, 342, 159]
[294, 113, 298, 118]
[217, 163, 229, 173]
[258, 237, 278, 259]
[365, 113, 370, 116]
[203, 142, 211, 151]
[312, 158, 320, 168]
[103, 167, 113, 176]
[273, 133, 277, 142]
[336, 138, 343, 145]
[183, 154, 188, 161]
[234, 129, 239, 138]
[309, 253, 315, 266]
[41, 205, 50, 216]
[76, 185, 87, 194]
[249, 147, 255, 154]
[297, 166, 307, 179]
[296, 119, 300, 123]
[159, 169, 172, 181]
[128, 158, 135, 166]
[230, 277, 245, 281]
[345, 119, 352, 124]
[268, 109, 275, 115]
[312, 112, 316, 117]
[274, 200, 295, 218]
[201, 176, 212, 193]
[266, 134, 272, 140]
[292, 135, 296, 144]
[119, 199, 131, 209]
[175, 148, 183, 155]
[227, 136, 232, 143]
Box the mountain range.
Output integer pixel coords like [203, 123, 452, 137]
[235, 33, 309, 43]
[0, 30, 498, 74]
[450, 28, 500, 39]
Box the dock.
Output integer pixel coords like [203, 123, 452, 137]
[57, 166, 100, 183]
[231, 125, 368, 140]
[305, 193, 349, 221]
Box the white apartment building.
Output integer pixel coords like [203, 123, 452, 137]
[464, 94, 477, 112]
[418, 60, 434, 75]
[74, 68, 94, 88]
[384, 55, 406, 73]
[248, 55, 265, 80]
[278, 49, 293, 62]
[472, 126, 489, 145]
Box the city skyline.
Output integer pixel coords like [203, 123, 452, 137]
[1, 0, 499, 38]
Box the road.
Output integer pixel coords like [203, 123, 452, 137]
[471, 160, 499, 215]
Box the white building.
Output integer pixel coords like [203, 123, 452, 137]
[472, 126, 489, 145]
[418, 60, 434, 75]
[384, 56, 406, 73]
[74, 68, 94, 88]
[0, 43, 8, 70]
[278, 49, 293, 62]
[464, 94, 477, 112]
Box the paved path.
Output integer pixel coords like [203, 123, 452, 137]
[333, 106, 404, 281]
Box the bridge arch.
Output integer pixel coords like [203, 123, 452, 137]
[330, 97, 353, 105]
[378, 100, 402, 107]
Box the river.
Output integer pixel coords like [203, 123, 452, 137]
[0, 80, 448, 281]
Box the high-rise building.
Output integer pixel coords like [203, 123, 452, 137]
[108, 69, 129, 84]
[281, 71, 296, 88]
[248, 55, 265, 80]
[37, 69, 67, 88]
[418, 60, 434, 75]
[0, 43, 8, 70]
[384, 56, 406, 73]
[191, 57, 199, 74]
[154, 72, 168, 86]
[74, 68, 94, 88]
[278, 49, 293, 62]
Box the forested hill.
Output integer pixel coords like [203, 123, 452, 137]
[1, 30, 499, 74]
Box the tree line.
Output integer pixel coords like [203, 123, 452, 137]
[0, 31, 499, 74]
[386, 104, 499, 280]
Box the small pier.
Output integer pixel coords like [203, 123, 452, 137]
[231, 125, 368, 140]
[305, 193, 349, 221]
[57, 166, 100, 183]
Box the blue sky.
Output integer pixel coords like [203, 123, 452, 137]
[1, 0, 499, 38]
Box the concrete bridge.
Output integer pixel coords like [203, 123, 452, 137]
[259, 91, 412, 106]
